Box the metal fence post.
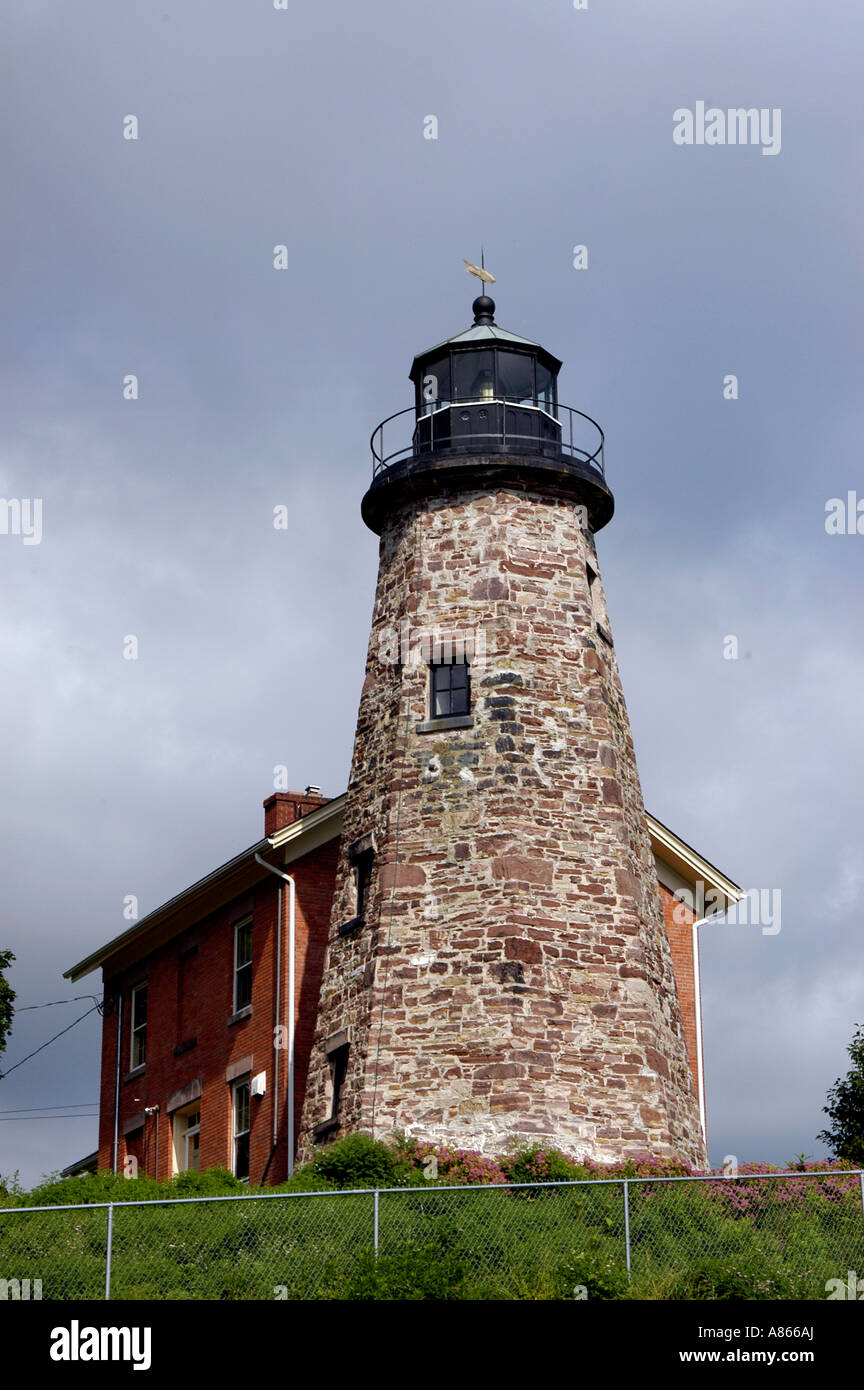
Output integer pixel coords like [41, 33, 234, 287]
[623, 1180, 631, 1281]
[373, 1190, 379, 1260]
[105, 1203, 114, 1300]
[859, 1173, 864, 1227]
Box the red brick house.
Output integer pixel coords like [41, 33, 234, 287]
[64, 789, 739, 1183]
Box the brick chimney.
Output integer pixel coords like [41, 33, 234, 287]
[263, 787, 328, 837]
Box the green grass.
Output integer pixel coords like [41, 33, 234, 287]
[1, 1138, 861, 1300]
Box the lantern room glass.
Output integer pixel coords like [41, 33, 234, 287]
[497, 351, 535, 406]
[453, 350, 493, 402]
[418, 356, 450, 414]
[410, 332, 563, 459]
[536, 363, 555, 413]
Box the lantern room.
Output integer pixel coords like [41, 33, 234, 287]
[409, 295, 563, 457]
[363, 291, 614, 536]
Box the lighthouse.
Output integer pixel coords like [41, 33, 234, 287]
[299, 288, 706, 1166]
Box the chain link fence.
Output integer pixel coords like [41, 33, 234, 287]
[1, 1170, 862, 1300]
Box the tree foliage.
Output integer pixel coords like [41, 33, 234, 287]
[817, 1024, 864, 1166]
[0, 949, 15, 1066]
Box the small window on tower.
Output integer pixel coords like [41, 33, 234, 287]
[430, 656, 470, 719]
[315, 1031, 351, 1140]
[328, 1045, 350, 1122]
[586, 562, 614, 647]
[354, 849, 374, 922]
[340, 833, 377, 937]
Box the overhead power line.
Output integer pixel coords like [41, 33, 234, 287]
[0, 1004, 101, 1081]
[0, 1113, 97, 1121]
[16, 995, 101, 1012]
[0, 1102, 99, 1114]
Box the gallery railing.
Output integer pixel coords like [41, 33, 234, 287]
[370, 399, 606, 478]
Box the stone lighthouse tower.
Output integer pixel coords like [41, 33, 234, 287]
[300, 291, 706, 1166]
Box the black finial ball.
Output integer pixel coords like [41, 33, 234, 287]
[472, 295, 496, 325]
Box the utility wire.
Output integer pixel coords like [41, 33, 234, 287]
[0, 1114, 97, 1121]
[0, 1102, 98, 1114]
[16, 996, 101, 1012]
[0, 1003, 101, 1081]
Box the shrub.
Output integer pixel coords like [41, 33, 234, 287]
[21, 1170, 162, 1208]
[13, 1166, 249, 1209]
[502, 1144, 582, 1185]
[0, 1171, 24, 1205]
[310, 1132, 403, 1189]
[394, 1136, 508, 1185]
[167, 1167, 245, 1197]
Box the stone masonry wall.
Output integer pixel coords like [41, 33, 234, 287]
[299, 481, 706, 1166]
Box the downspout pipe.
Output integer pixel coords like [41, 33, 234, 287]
[691, 916, 711, 1147]
[273, 879, 281, 1146]
[144, 1105, 160, 1179]
[255, 853, 296, 1177]
[692, 911, 733, 1151]
[112, 991, 123, 1175]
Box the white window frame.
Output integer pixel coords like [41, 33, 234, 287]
[130, 982, 147, 1070]
[232, 1077, 251, 1181]
[233, 917, 253, 1013]
[172, 1103, 201, 1175]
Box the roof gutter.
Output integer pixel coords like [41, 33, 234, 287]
[646, 813, 741, 909]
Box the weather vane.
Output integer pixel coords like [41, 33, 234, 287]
[463, 248, 496, 286]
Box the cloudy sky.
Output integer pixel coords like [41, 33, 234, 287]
[1, 0, 862, 1185]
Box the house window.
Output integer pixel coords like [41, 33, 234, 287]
[430, 656, 470, 718]
[130, 983, 147, 1070]
[233, 919, 253, 1012]
[232, 1078, 250, 1180]
[172, 1104, 201, 1174]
